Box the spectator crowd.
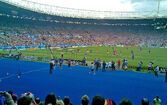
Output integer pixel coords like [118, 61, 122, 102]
[0, 15, 167, 48]
[0, 90, 161, 105]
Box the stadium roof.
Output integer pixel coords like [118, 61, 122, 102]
[0, 0, 167, 19]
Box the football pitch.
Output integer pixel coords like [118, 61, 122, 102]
[0, 58, 167, 105]
[1, 46, 167, 71]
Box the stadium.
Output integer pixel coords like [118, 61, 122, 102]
[0, 0, 167, 105]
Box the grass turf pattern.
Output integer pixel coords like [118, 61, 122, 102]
[2, 46, 167, 68]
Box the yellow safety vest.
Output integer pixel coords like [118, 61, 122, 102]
[154, 98, 161, 105]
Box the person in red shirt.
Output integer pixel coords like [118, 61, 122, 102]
[120, 51, 122, 57]
[117, 60, 121, 70]
[116, 51, 119, 57]
[107, 49, 109, 56]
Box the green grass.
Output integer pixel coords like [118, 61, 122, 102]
[1, 46, 167, 70]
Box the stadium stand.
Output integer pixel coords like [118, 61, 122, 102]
[0, 1, 167, 105]
[0, 1, 167, 48]
[0, 15, 167, 48]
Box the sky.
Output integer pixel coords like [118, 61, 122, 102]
[29, 0, 167, 12]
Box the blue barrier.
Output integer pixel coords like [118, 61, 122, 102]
[0, 44, 90, 49]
